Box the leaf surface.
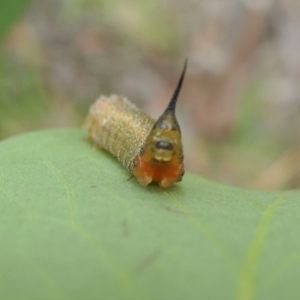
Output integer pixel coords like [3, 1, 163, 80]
[0, 129, 299, 300]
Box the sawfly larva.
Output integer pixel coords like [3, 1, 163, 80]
[85, 60, 187, 188]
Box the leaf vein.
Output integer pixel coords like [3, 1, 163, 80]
[39, 155, 146, 300]
[165, 191, 238, 276]
[236, 192, 290, 300]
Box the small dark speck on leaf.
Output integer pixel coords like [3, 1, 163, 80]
[90, 185, 97, 188]
[121, 220, 129, 237]
[162, 205, 190, 215]
[135, 247, 161, 273]
[122, 175, 134, 183]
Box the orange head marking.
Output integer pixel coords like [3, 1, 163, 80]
[133, 60, 187, 188]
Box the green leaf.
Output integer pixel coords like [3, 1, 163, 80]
[0, 0, 32, 44]
[0, 129, 299, 300]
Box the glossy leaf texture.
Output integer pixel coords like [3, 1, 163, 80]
[0, 129, 299, 300]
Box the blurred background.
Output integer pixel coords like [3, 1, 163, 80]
[1, 0, 300, 190]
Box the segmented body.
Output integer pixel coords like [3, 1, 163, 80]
[85, 95, 155, 171]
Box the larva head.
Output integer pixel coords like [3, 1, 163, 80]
[146, 111, 182, 163]
[145, 59, 187, 161]
[133, 60, 187, 187]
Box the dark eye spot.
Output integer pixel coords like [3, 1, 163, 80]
[156, 141, 174, 150]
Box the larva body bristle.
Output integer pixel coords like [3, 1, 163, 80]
[85, 95, 155, 171]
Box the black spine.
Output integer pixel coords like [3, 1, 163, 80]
[165, 59, 188, 114]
